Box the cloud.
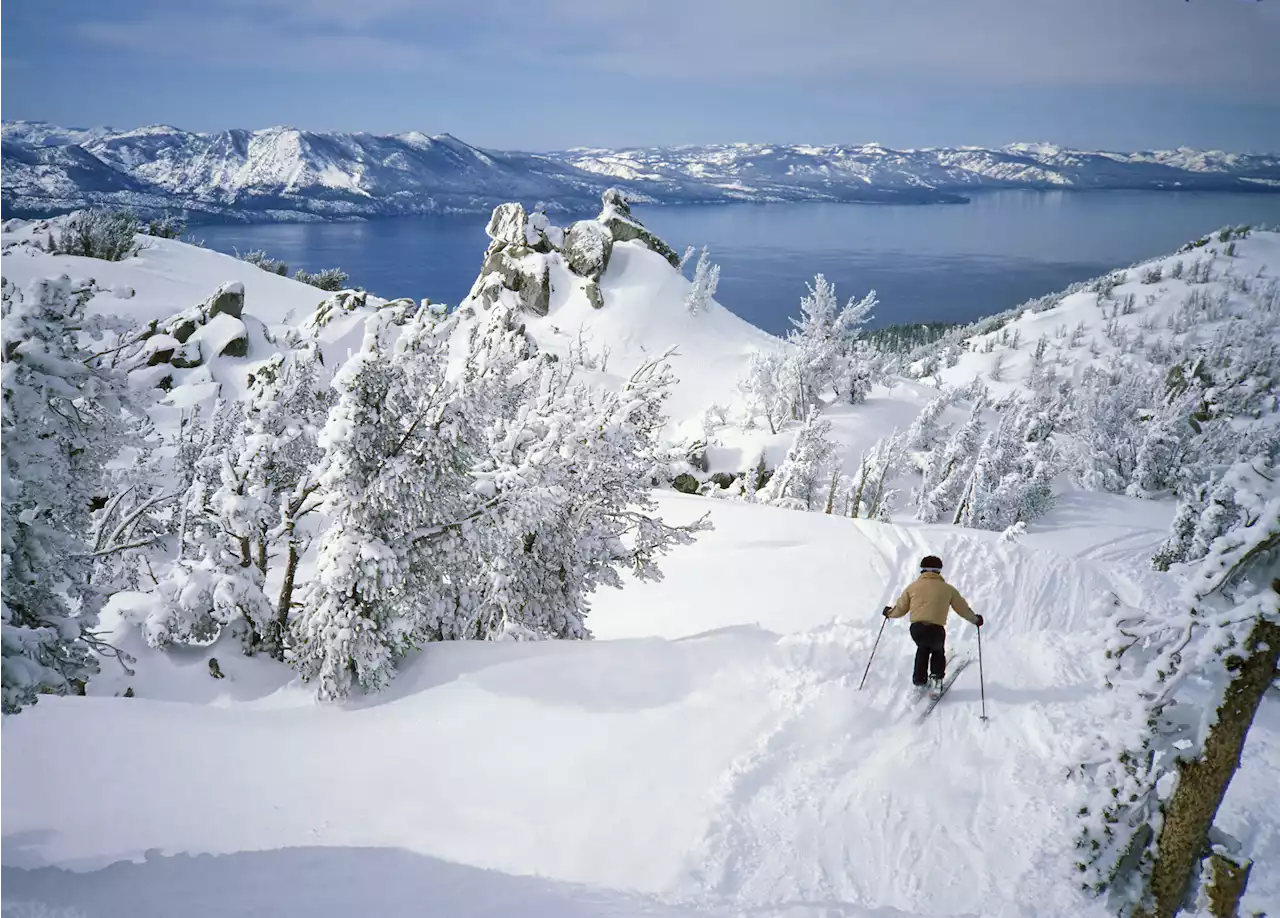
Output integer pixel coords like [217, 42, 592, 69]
[70, 0, 1280, 92]
[74, 7, 439, 73]
[520, 0, 1280, 89]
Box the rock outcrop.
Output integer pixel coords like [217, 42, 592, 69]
[134, 282, 252, 382]
[468, 202, 555, 316]
[464, 190, 683, 316]
[597, 188, 681, 269]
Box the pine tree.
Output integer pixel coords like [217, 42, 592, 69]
[291, 308, 462, 700]
[787, 275, 876, 416]
[916, 404, 984, 523]
[2, 277, 130, 712]
[684, 247, 720, 316]
[739, 349, 793, 435]
[761, 407, 837, 511]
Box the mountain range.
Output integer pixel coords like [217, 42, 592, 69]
[4, 120, 1278, 223]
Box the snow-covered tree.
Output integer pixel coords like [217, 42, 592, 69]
[761, 407, 837, 511]
[845, 433, 905, 519]
[142, 400, 275, 651]
[2, 277, 130, 712]
[291, 304, 709, 700]
[1074, 455, 1279, 918]
[916, 403, 984, 523]
[787, 275, 876, 416]
[905, 390, 958, 455]
[684, 247, 720, 316]
[739, 349, 793, 435]
[236, 346, 334, 656]
[954, 405, 1057, 531]
[291, 308, 462, 700]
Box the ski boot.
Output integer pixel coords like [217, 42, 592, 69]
[928, 674, 944, 700]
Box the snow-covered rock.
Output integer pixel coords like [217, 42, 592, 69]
[563, 220, 613, 282]
[596, 188, 682, 269]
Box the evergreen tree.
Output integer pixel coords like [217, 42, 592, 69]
[684, 247, 720, 316]
[761, 407, 837, 511]
[2, 277, 129, 712]
[916, 404, 984, 523]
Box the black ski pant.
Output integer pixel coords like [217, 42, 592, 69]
[909, 622, 946, 685]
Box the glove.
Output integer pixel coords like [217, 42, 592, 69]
[975, 614, 985, 627]
[882, 606, 892, 617]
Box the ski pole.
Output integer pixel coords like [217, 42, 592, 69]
[859, 614, 888, 691]
[977, 622, 988, 722]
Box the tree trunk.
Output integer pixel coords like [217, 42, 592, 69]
[271, 538, 301, 662]
[1205, 852, 1251, 918]
[1136, 615, 1279, 918]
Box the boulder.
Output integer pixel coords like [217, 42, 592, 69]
[471, 248, 552, 316]
[486, 203, 530, 247]
[305, 290, 369, 331]
[188, 313, 249, 359]
[583, 280, 605, 310]
[564, 220, 612, 281]
[206, 281, 245, 319]
[143, 333, 180, 366]
[596, 189, 681, 269]
[170, 341, 203, 369]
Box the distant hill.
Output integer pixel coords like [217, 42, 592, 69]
[4, 120, 1278, 223]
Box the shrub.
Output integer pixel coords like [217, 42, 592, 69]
[52, 209, 141, 261]
[238, 249, 289, 276]
[293, 267, 349, 291]
[145, 214, 186, 239]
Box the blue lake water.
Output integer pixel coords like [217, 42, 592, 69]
[194, 191, 1280, 336]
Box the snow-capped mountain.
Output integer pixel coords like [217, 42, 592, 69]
[5, 120, 1277, 223]
[547, 140, 1280, 198]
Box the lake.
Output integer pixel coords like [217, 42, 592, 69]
[195, 191, 1280, 336]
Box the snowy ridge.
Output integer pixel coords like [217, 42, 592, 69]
[4, 119, 1278, 222]
[548, 140, 1280, 201]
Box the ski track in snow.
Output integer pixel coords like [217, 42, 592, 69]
[667, 525, 1139, 918]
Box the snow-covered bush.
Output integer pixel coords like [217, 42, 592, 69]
[1, 277, 132, 712]
[51, 209, 141, 261]
[293, 266, 350, 291]
[144, 214, 186, 239]
[238, 248, 289, 276]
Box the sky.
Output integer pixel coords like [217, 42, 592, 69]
[3, 0, 1279, 152]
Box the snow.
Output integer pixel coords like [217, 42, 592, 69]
[520, 241, 779, 427]
[7, 492, 1276, 917]
[4, 219, 1280, 917]
[0, 222, 333, 328]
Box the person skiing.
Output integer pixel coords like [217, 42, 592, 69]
[882, 554, 983, 696]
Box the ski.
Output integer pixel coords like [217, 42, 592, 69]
[916, 656, 973, 723]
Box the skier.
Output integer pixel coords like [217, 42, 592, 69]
[882, 555, 983, 696]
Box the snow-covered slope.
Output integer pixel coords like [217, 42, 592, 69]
[5, 119, 1277, 222]
[4, 215, 1280, 918]
[4, 494, 1276, 918]
[0, 218, 338, 328]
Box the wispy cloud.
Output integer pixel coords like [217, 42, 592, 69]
[70, 0, 1280, 90]
[76, 8, 439, 73]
